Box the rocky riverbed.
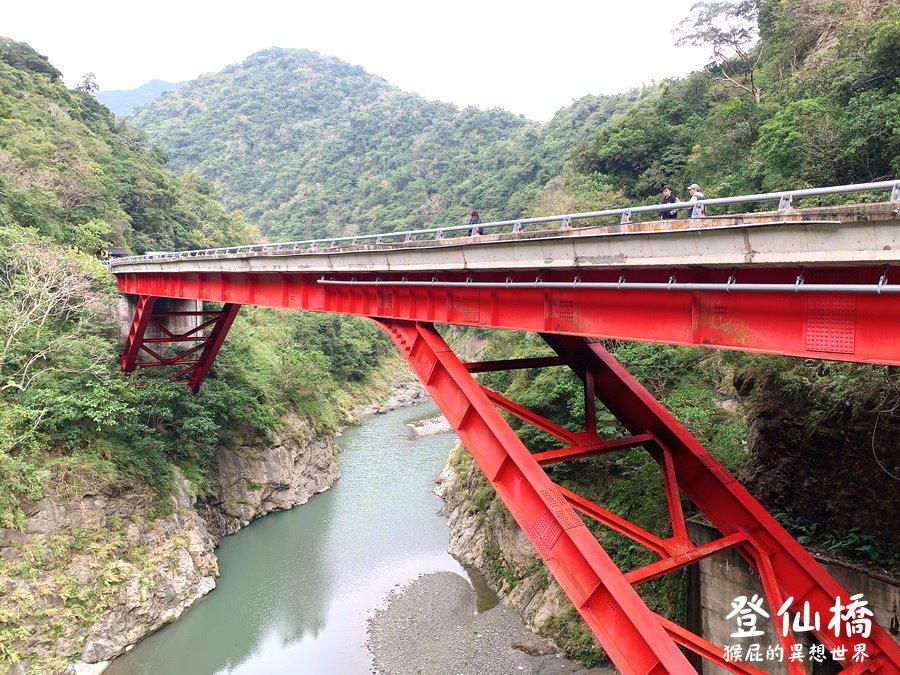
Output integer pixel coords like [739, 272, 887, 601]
[408, 414, 454, 437]
[355, 378, 429, 417]
[367, 571, 614, 675]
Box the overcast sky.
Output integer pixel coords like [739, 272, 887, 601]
[5, 0, 710, 122]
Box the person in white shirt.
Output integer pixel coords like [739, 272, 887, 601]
[687, 183, 705, 217]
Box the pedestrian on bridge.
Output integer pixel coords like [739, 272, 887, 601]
[660, 185, 679, 219]
[468, 210, 483, 235]
[687, 183, 705, 217]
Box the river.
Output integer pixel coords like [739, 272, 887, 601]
[106, 400, 488, 674]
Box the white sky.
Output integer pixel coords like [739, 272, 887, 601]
[4, 0, 710, 122]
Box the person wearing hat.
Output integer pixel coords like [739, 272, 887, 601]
[660, 184, 679, 219]
[687, 183, 705, 217]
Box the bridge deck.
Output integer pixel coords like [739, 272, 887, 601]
[111, 202, 900, 366]
[111, 203, 900, 275]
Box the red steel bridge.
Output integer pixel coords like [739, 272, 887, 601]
[110, 184, 900, 674]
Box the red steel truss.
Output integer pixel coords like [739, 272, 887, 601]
[114, 265, 900, 366]
[120, 295, 240, 393]
[375, 320, 899, 674]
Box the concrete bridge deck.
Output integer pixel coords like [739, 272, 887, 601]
[110, 203, 900, 275]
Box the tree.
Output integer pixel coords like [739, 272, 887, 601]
[676, 0, 764, 102]
[0, 226, 111, 393]
[75, 72, 99, 95]
[0, 38, 62, 81]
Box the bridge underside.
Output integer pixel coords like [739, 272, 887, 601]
[116, 266, 900, 673]
[117, 264, 900, 365]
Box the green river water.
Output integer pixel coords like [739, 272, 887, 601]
[106, 400, 485, 674]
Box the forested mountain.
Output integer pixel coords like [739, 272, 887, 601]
[132, 0, 898, 247]
[571, 0, 899, 202]
[96, 78, 189, 117]
[132, 48, 641, 241]
[0, 38, 258, 254]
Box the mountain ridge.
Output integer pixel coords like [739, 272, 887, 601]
[97, 78, 190, 116]
[131, 47, 633, 241]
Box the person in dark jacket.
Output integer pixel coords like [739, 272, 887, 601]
[660, 185, 679, 219]
[467, 210, 483, 235]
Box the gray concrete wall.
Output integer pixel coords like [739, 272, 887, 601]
[687, 518, 899, 674]
[116, 295, 204, 355]
[116, 294, 138, 344]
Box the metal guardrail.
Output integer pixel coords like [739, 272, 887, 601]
[319, 275, 900, 295]
[109, 180, 900, 265]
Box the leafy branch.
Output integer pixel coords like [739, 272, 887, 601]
[676, 0, 764, 102]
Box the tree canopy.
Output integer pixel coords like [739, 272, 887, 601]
[132, 48, 638, 241]
[0, 54, 260, 254]
[572, 0, 899, 204]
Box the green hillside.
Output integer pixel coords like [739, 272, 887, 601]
[132, 47, 640, 241]
[0, 38, 258, 254]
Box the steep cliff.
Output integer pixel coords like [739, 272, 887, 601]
[197, 411, 341, 539]
[0, 413, 340, 674]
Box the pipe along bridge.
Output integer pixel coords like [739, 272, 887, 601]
[111, 187, 900, 674]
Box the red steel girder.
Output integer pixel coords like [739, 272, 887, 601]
[120, 295, 158, 371]
[114, 265, 900, 365]
[113, 271, 900, 669]
[540, 332, 900, 673]
[376, 319, 899, 674]
[120, 295, 240, 392]
[377, 319, 723, 673]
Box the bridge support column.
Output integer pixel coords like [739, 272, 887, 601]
[375, 319, 900, 675]
[121, 295, 240, 392]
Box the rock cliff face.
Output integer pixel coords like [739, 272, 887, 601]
[0, 471, 217, 675]
[197, 412, 341, 539]
[0, 412, 340, 674]
[434, 444, 571, 635]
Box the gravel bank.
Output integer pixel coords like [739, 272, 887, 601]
[367, 571, 614, 675]
[356, 379, 429, 418]
[407, 414, 454, 438]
